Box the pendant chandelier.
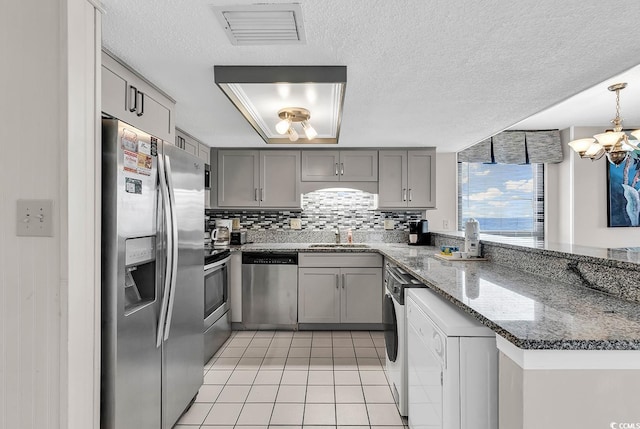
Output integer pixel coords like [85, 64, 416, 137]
[567, 82, 640, 165]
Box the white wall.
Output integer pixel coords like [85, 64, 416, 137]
[0, 2, 64, 427]
[548, 126, 640, 248]
[0, 1, 100, 429]
[424, 152, 457, 231]
[545, 128, 573, 244]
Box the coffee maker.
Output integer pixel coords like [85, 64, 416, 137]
[408, 220, 430, 245]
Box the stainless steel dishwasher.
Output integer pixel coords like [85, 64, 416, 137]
[241, 252, 298, 330]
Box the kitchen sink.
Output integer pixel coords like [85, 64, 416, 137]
[309, 243, 370, 248]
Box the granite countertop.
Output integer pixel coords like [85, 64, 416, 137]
[233, 242, 640, 351]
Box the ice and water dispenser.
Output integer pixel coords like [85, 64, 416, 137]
[124, 236, 156, 313]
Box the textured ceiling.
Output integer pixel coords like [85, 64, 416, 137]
[101, 0, 640, 152]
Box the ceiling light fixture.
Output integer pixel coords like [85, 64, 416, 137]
[567, 82, 640, 165]
[214, 66, 347, 144]
[275, 107, 317, 141]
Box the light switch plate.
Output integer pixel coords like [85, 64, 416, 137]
[290, 218, 302, 230]
[384, 219, 394, 230]
[17, 199, 54, 237]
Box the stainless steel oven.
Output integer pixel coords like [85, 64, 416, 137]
[204, 249, 231, 362]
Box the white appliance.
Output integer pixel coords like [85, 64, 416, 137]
[383, 261, 427, 416]
[101, 119, 204, 429]
[464, 218, 480, 257]
[406, 288, 497, 429]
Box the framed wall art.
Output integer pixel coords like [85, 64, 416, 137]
[607, 149, 640, 227]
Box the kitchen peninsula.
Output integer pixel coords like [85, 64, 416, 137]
[231, 234, 640, 428]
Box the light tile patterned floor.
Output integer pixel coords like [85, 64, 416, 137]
[175, 330, 407, 429]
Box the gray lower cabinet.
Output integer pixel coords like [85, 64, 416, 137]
[340, 268, 383, 323]
[378, 149, 436, 209]
[301, 150, 378, 182]
[298, 268, 341, 323]
[217, 150, 300, 208]
[298, 253, 383, 325]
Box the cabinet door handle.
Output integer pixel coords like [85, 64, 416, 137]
[402, 188, 407, 201]
[335, 163, 339, 176]
[137, 91, 144, 117]
[409, 188, 413, 201]
[254, 188, 258, 201]
[128, 85, 137, 112]
[335, 274, 339, 289]
[260, 188, 265, 201]
[342, 273, 345, 289]
[340, 163, 344, 175]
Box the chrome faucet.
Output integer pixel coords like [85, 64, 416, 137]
[335, 228, 341, 244]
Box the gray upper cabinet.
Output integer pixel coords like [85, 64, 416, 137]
[301, 151, 340, 181]
[175, 129, 197, 156]
[218, 150, 301, 208]
[301, 150, 378, 182]
[197, 143, 210, 164]
[378, 151, 407, 207]
[260, 151, 301, 208]
[101, 51, 174, 142]
[378, 149, 436, 209]
[407, 150, 435, 207]
[175, 129, 210, 163]
[218, 150, 260, 207]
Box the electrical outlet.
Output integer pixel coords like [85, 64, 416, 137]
[17, 199, 54, 237]
[384, 219, 394, 230]
[290, 218, 302, 230]
[443, 220, 450, 230]
[232, 218, 241, 230]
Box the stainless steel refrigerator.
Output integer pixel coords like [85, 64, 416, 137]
[101, 118, 204, 429]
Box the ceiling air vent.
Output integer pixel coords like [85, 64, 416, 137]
[213, 3, 306, 46]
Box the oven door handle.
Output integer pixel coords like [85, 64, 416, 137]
[205, 257, 229, 274]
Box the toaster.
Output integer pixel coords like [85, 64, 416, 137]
[230, 230, 247, 245]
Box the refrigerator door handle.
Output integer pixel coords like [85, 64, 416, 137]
[156, 152, 173, 348]
[163, 155, 180, 341]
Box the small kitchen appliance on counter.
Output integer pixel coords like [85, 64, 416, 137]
[465, 218, 481, 257]
[408, 219, 430, 245]
[230, 230, 247, 245]
[213, 219, 232, 247]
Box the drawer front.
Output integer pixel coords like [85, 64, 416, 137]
[299, 252, 382, 268]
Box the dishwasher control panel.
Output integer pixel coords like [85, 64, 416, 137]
[242, 252, 298, 265]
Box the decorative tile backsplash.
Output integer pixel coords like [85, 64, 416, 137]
[206, 189, 423, 231]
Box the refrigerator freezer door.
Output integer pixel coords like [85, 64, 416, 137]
[101, 119, 162, 429]
[161, 142, 205, 428]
